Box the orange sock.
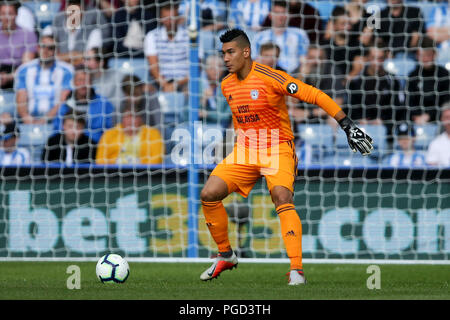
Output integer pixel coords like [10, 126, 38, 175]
[276, 203, 303, 270]
[202, 200, 232, 253]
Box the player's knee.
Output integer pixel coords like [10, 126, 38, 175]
[200, 187, 222, 203]
[271, 187, 293, 207]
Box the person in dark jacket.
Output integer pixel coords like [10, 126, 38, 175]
[346, 45, 405, 124]
[111, 0, 157, 57]
[43, 111, 96, 164]
[405, 36, 450, 124]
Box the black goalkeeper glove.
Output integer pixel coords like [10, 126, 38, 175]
[338, 117, 374, 156]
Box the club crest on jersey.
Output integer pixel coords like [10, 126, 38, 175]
[250, 89, 259, 100]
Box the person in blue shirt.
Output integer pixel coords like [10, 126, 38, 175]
[252, 0, 309, 74]
[53, 64, 114, 143]
[229, 0, 271, 33]
[0, 121, 31, 165]
[15, 32, 73, 124]
[383, 122, 426, 167]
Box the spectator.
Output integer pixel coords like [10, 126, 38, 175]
[200, 54, 231, 129]
[426, 105, 450, 166]
[121, 74, 161, 128]
[295, 45, 346, 124]
[256, 42, 285, 71]
[96, 98, 164, 164]
[53, 65, 115, 143]
[346, 43, 404, 127]
[253, 0, 309, 75]
[0, 121, 31, 165]
[406, 36, 450, 124]
[111, 0, 157, 58]
[229, 0, 271, 33]
[178, 0, 228, 59]
[60, 0, 121, 20]
[321, 6, 364, 82]
[362, 0, 426, 57]
[52, 0, 110, 65]
[179, 0, 227, 32]
[0, 0, 37, 89]
[261, 0, 323, 44]
[427, 0, 450, 65]
[42, 111, 96, 164]
[15, 32, 73, 125]
[144, 2, 189, 92]
[345, 0, 372, 47]
[383, 122, 426, 167]
[84, 47, 123, 109]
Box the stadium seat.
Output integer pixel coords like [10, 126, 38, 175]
[384, 56, 417, 78]
[297, 124, 335, 165]
[22, 1, 60, 29]
[18, 124, 53, 163]
[308, 1, 336, 22]
[157, 92, 188, 157]
[0, 90, 16, 116]
[332, 153, 378, 167]
[415, 1, 436, 24]
[437, 49, 450, 71]
[158, 92, 187, 120]
[107, 58, 150, 83]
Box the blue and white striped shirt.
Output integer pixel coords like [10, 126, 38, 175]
[144, 26, 190, 81]
[179, 0, 227, 24]
[384, 152, 426, 167]
[15, 59, 73, 117]
[0, 148, 31, 165]
[428, 4, 450, 49]
[229, 0, 271, 31]
[253, 28, 310, 73]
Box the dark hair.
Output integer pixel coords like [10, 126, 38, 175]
[331, 6, 347, 21]
[367, 38, 388, 54]
[63, 110, 86, 127]
[73, 64, 91, 78]
[419, 36, 436, 50]
[160, 0, 179, 12]
[272, 0, 288, 8]
[259, 42, 281, 57]
[0, 0, 20, 11]
[74, 64, 87, 72]
[88, 47, 103, 63]
[121, 74, 144, 96]
[219, 29, 251, 48]
[67, 0, 83, 8]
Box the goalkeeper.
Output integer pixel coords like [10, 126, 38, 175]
[200, 29, 373, 285]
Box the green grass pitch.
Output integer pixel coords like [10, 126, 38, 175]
[0, 262, 449, 300]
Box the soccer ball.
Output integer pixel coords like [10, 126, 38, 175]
[96, 254, 130, 284]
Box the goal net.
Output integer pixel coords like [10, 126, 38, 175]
[0, 0, 449, 263]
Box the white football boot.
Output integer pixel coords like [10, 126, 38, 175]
[200, 251, 238, 281]
[287, 270, 307, 285]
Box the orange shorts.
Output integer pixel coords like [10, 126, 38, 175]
[211, 141, 298, 198]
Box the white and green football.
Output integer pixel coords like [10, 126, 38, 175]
[96, 254, 130, 284]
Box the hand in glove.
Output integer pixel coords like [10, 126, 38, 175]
[338, 117, 374, 156]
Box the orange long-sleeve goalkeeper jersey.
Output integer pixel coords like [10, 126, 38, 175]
[221, 62, 342, 149]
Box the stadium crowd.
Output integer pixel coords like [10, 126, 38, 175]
[0, 0, 449, 167]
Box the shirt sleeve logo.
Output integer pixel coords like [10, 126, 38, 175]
[287, 82, 298, 94]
